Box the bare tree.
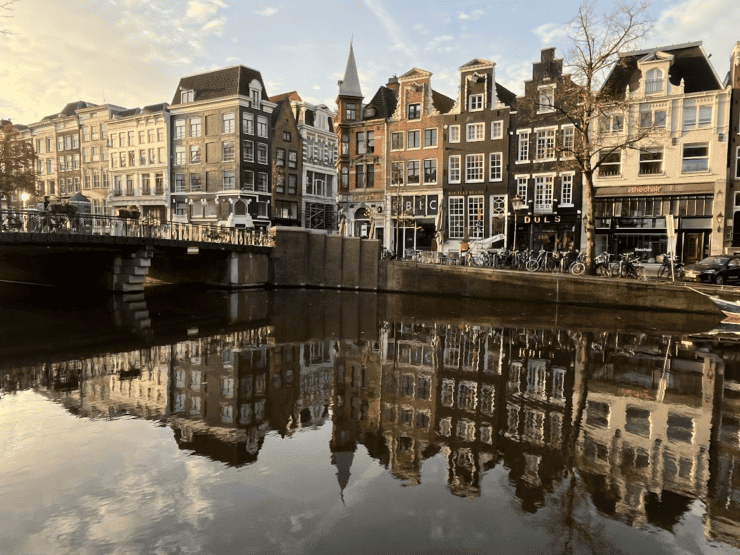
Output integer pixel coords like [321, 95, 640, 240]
[522, 0, 657, 272]
[0, 123, 38, 205]
[1, 0, 19, 35]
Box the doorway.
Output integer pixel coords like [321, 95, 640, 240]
[684, 232, 703, 264]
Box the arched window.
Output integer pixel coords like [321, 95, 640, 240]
[342, 133, 349, 155]
[646, 69, 663, 93]
[234, 199, 247, 216]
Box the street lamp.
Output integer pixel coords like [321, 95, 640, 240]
[21, 192, 29, 211]
[510, 196, 525, 251]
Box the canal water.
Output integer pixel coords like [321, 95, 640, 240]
[1, 283, 739, 555]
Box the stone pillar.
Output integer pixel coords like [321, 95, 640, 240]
[110, 248, 152, 292]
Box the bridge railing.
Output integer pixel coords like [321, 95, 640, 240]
[0, 209, 271, 247]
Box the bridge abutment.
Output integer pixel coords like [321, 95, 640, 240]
[110, 249, 152, 293]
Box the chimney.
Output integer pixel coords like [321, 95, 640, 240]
[386, 75, 400, 96]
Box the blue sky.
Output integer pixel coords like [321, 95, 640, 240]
[1, 0, 738, 124]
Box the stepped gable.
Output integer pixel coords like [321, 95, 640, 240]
[365, 86, 397, 120]
[602, 42, 722, 99]
[171, 65, 268, 105]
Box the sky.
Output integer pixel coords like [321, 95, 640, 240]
[1, 0, 738, 124]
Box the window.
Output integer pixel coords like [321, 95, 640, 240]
[517, 177, 528, 201]
[535, 129, 555, 160]
[282, 131, 291, 141]
[190, 173, 202, 192]
[114, 175, 122, 195]
[518, 132, 530, 162]
[173, 173, 185, 192]
[468, 196, 484, 238]
[92, 147, 99, 162]
[83, 148, 90, 163]
[341, 133, 349, 155]
[357, 131, 374, 154]
[466, 123, 484, 142]
[356, 165, 365, 188]
[699, 105, 712, 127]
[138, 149, 146, 165]
[288, 151, 297, 169]
[250, 88, 261, 107]
[93, 173, 100, 188]
[639, 147, 663, 175]
[449, 155, 461, 184]
[469, 94, 483, 111]
[127, 131, 134, 147]
[190, 145, 201, 163]
[641, 106, 666, 128]
[561, 174, 573, 205]
[683, 105, 696, 128]
[341, 166, 348, 189]
[125, 175, 133, 195]
[645, 68, 663, 93]
[288, 174, 297, 194]
[84, 174, 90, 189]
[243, 113, 254, 134]
[223, 141, 235, 162]
[491, 121, 503, 140]
[538, 86, 555, 112]
[449, 125, 460, 143]
[276, 148, 285, 167]
[449, 197, 464, 238]
[175, 119, 185, 139]
[407, 130, 420, 149]
[243, 140, 254, 162]
[346, 103, 356, 120]
[599, 151, 621, 177]
[243, 171, 254, 190]
[391, 132, 403, 150]
[157, 147, 164, 163]
[223, 170, 235, 190]
[222, 113, 235, 134]
[139, 131, 145, 144]
[73, 154, 80, 169]
[357, 132, 365, 154]
[466, 154, 484, 183]
[391, 161, 403, 186]
[47, 159, 53, 174]
[489, 153, 502, 181]
[257, 143, 267, 164]
[407, 160, 420, 184]
[128, 151, 135, 167]
[736, 147, 740, 179]
[257, 116, 268, 138]
[190, 117, 201, 137]
[682, 143, 709, 173]
[141, 173, 150, 195]
[57, 137, 64, 151]
[534, 176, 554, 213]
[423, 159, 437, 184]
[147, 129, 154, 143]
[64, 135, 72, 150]
[148, 148, 155, 164]
[561, 126, 575, 158]
[424, 128, 437, 147]
[82, 125, 89, 141]
[72, 135, 79, 149]
[257, 173, 268, 192]
[407, 103, 420, 120]
[181, 90, 194, 103]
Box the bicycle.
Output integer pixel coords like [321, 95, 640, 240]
[526, 249, 557, 272]
[617, 252, 647, 281]
[569, 251, 586, 275]
[594, 252, 613, 278]
[657, 254, 684, 279]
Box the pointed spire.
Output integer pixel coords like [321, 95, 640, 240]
[332, 450, 354, 504]
[338, 41, 363, 99]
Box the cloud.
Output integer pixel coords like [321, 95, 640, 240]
[424, 34, 455, 53]
[255, 7, 277, 16]
[458, 9, 485, 21]
[313, 85, 321, 90]
[532, 22, 568, 47]
[185, 0, 227, 21]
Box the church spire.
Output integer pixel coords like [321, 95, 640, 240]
[338, 41, 363, 99]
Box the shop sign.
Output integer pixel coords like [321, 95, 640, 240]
[393, 195, 438, 217]
[352, 192, 384, 201]
[523, 215, 561, 224]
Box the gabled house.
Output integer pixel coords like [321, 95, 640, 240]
[268, 95, 302, 227]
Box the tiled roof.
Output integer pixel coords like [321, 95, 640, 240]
[366, 86, 397, 120]
[431, 90, 455, 114]
[602, 43, 722, 99]
[270, 91, 301, 104]
[116, 108, 141, 118]
[142, 103, 168, 113]
[58, 101, 95, 117]
[171, 65, 268, 105]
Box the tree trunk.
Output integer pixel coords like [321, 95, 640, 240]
[582, 170, 596, 275]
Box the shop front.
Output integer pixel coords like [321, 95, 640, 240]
[594, 184, 715, 263]
[391, 194, 439, 255]
[515, 207, 581, 252]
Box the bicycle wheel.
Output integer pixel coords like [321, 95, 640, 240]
[598, 264, 611, 278]
[620, 263, 630, 278]
[571, 262, 586, 275]
[636, 267, 647, 282]
[526, 260, 539, 272]
[546, 258, 557, 273]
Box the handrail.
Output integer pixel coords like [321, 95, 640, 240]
[0, 208, 272, 247]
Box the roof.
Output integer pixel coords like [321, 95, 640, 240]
[431, 90, 455, 114]
[602, 42, 723, 99]
[171, 65, 268, 105]
[116, 108, 141, 118]
[58, 101, 95, 117]
[495, 82, 517, 106]
[338, 42, 363, 98]
[141, 103, 168, 113]
[365, 86, 397, 120]
[270, 91, 301, 104]
[270, 99, 287, 128]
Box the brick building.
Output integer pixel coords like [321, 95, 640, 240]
[728, 41, 740, 248]
[268, 95, 302, 226]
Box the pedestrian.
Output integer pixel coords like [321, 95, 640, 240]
[43, 196, 50, 211]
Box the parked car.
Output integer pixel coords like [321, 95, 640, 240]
[682, 255, 740, 285]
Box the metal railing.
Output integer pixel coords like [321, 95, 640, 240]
[0, 209, 271, 247]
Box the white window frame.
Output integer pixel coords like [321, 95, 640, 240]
[469, 94, 483, 111]
[535, 127, 556, 161]
[466, 122, 485, 142]
[534, 175, 554, 213]
[449, 155, 461, 184]
[449, 125, 460, 143]
[407, 130, 421, 150]
[560, 173, 574, 206]
[243, 113, 254, 135]
[406, 160, 420, 185]
[222, 112, 235, 134]
[516, 176, 528, 201]
[223, 141, 235, 162]
[257, 116, 268, 138]
[698, 105, 712, 128]
[517, 131, 530, 163]
[257, 143, 268, 165]
[489, 152, 502, 182]
[537, 85, 555, 113]
[174, 119, 185, 140]
[181, 90, 194, 103]
[448, 196, 464, 239]
[391, 161, 404, 186]
[424, 128, 438, 148]
[490, 121, 503, 140]
[465, 153, 484, 183]
[682, 143, 709, 173]
[467, 196, 485, 239]
[391, 132, 403, 151]
[561, 126, 575, 158]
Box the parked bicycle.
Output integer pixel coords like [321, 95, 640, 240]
[526, 249, 557, 272]
[657, 254, 684, 279]
[616, 252, 647, 281]
[569, 251, 586, 275]
[594, 252, 613, 277]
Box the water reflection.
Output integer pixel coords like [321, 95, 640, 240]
[2, 288, 740, 552]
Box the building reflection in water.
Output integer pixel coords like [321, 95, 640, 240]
[3, 317, 740, 549]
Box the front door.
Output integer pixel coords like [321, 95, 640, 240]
[684, 233, 702, 264]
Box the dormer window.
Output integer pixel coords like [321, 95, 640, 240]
[181, 90, 194, 103]
[469, 94, 483, 111]
[251, 89, 261, 107]
[407, 103, 420, 120]
[248, 79, 263, 109]
[538, 86, 555, 113]
[645, 69, 663, 94]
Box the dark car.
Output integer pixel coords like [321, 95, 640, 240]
[682, 255, 740, 285]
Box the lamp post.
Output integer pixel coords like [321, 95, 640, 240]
[21, 192, 29, 211]
[510, 196, 525, 251]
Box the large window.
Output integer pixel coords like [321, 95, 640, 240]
[243, 140, 254, 162]
[223, 170, 236, 190]
[190, 117, 202, 137]
[356, 164, 365, 188]
[469, 94, 483, 111]
[391, 132, 403, 150]
[391, 161, 404, 186]
[407, 130, 420, 149]
[599, 151, 621, 177]
[223, 141, 235, 162]
[257, 144, 267, 164]
[423, 159, 436, 184]
[174, 119, 185, 139]
[222, 113, 235, 134]
[639, 147, 663, 175]
[407, 103, 420, 120]
[682, 143, 709, 173]
[466, 123, 485, 142]
[535, 129, 555, 160]
[357, 131, 374, 154]
[407, 161, 420, 184]
[534, 176, 554, 213]
[449, 155, 461, 184]
[449, 197, 464, 239]
[468, 196, 484, 239]
[424, 128, 437, 147]
[645, 68, 663, 93]
[489, 153, 502, 181]
[243, 113, 254, 134]
[257, 116, 268, 138]
[641, 106, 666, 128]
[517, 132, 529, 162]
[538, 86, 555, 112]
[466, 154, 484, 183]
[561, 174, 573, 205]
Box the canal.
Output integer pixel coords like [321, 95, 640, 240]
[1, 283, 739, 555]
